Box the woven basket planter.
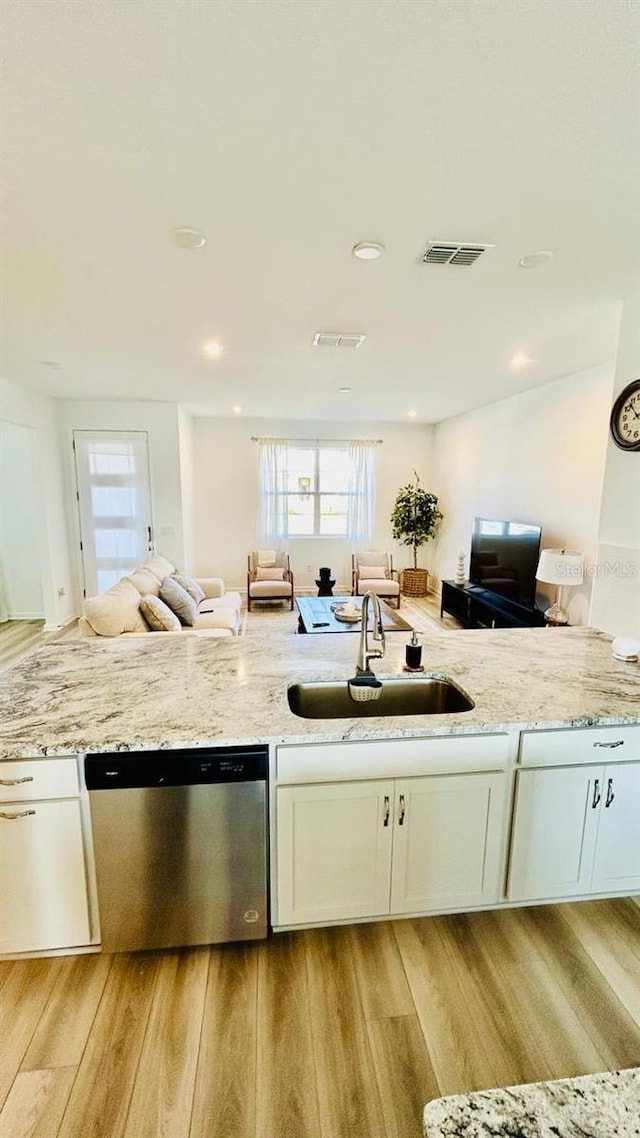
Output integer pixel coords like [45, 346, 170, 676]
[401, 568, 429, 597]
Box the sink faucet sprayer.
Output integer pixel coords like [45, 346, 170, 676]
[348, 591, 385, 702]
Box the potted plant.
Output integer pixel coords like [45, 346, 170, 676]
[390, 472, 443, 596]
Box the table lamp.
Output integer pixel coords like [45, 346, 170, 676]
[535, 549, 584, 625]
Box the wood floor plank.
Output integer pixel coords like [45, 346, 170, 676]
[0, 959, 63, 1108]
[303, 926, 385, 1138]
[255, 932, 321, 1138]
[349, 921, 416, 1021]
[190, 943, 258, 1138]
[0, 1067, 76, 1138]
[451, 910, 606, 1080]
[22, 954, 112, 1071]
[435, 912, 554, 1088]
[367, 1014, 439, 1138]
[560, 900, 640, 1031]
[513, 905, 640, 1070]
[56, 953, 160, 1138]
[393, 917, 497, 1096]
[123, 948, 209, 1138]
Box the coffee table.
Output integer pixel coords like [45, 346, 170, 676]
[296, 595, 412, 634]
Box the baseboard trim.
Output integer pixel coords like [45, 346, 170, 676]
[6, 612, 46, 622]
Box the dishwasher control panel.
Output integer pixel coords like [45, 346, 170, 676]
[85, 745, 268, 789]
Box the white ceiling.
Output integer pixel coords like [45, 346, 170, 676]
[1, 0, 639, 423]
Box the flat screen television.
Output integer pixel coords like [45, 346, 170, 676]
[469, 518, 542, 611]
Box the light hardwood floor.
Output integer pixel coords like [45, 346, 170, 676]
[1, 899, 639, 1138]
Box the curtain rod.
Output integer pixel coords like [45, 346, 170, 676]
[251, 436, 383, 445]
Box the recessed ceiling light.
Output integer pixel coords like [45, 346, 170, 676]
[408, 409, 417, 419]
[231, 404, 242, 414]
[352, 242, 385, 260]
[338, 386, 352, 394]
[202, 340, 224, 358]
[518, 250, 553, 269]
[173, 226, 207, 250]
[510, 351, 532, 369]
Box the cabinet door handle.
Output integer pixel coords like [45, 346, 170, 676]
[593, 740, 624, 749]
[398, 794, 406, 826]
[605, 778, 615, 808]
[0, 775, 34, 786]
[591, 779, 601, 808]
[0, 809, 36, 820]
[383, 796, 390, 827]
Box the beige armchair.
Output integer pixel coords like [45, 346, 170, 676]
[247, 551, 294, 611]
[351, 551, 401, 608]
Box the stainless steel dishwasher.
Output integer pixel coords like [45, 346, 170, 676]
[84, 745, 268, 953]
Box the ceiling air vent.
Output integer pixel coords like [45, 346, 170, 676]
[419, 241, 494, 267]
[312, 332, 366, 348]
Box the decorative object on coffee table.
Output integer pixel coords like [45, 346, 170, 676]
[390, 472, 443, 597]
[316, 566, 335, 596]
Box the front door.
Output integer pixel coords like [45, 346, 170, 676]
[73, 431, 153, 598]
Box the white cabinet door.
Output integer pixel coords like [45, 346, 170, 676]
[0, 799, 91, 954]
[507, 766, 601, 902]
[276, 781, 394, 925]
[390, 772, 506, 914]
[591, 762, 640, 894]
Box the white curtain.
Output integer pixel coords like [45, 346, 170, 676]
[346, 440, 375, 544]
[258, 438, 288, 544]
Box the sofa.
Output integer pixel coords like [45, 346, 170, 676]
[79, 554, 242, 638]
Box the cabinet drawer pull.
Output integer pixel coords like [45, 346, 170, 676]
[591, 779, 601, 809]
[593, 740, 624, 749]
[383, 795, 390, 827]
[0, 809, 36, 820]
[0, 775, 34, 786]
[398, 794, 406, 826]
[605, 778, 615, 808]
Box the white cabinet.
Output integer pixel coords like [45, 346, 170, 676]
[508, 760, 640, 902]
[0, 759, 91, 954]
[276, 770, 506, 927]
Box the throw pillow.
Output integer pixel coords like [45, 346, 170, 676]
[255, 566, 284, 581]
[159, 577, 197, 626]
[145, 555, 176, 582]
[83, 579, 150, 636]
[360, 565, 387, 579]
[139, 595, 182, 632]
[126, 568, 161, 597]
[171, 572, 205, 605]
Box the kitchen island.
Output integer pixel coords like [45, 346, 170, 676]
[0, 626, 639, 757]
[1, 626, 639, 958]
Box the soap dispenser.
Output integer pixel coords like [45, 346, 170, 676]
[405, 629, 422, 670]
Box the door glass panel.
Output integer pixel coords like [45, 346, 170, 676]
[74, 431, 153, 597]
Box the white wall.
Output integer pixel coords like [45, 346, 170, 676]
[59, 400, 189, 605]
[177, 407, 195, 573]
[192, 417, 434, 590]
[0, 422, 45, 619]
[431, 364, 613, 625]
[590, 291, 640, 639]
[0, 377, 75, 628]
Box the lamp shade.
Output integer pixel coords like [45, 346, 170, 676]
[536, 549, 584, 587]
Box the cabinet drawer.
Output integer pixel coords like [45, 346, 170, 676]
[0, 758, 79, 802]
[277, 733, 510, 784]
[519, 725, 640, 768]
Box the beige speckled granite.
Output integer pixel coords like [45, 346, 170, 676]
[423, 1067, 640, 1137]
[0, 626, 638, 757]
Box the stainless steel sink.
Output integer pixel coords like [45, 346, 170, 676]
[287, 676, 475, 719]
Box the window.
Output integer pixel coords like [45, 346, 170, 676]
[286, 446, 352, 536]
[258, 439, 375, 543]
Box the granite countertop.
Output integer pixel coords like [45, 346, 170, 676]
[0, 626, 639, 758]
[423, 1067, 640, 1137]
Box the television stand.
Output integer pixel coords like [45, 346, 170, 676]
[440, 580, 546, 630]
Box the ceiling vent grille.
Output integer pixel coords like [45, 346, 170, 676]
[312, 332, 366, 348]
[419, 241, 494, 267]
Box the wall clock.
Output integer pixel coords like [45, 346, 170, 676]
[610, 379, 640, 451]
